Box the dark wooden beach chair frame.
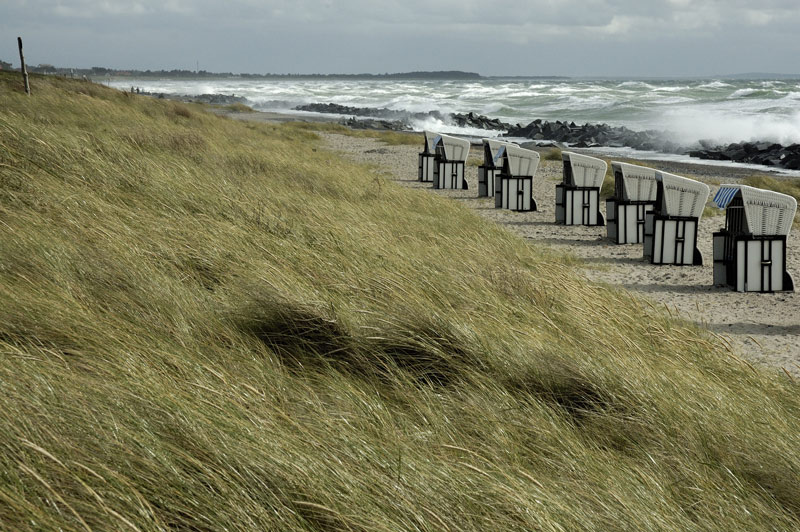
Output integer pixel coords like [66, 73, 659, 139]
[418, 135, 436, 183]
[497, 175, 536, 212]
[643, 213, 702, 266]
[606, 167, 656, 244]
[642, 174, 706, 266]
[432, 142, 467, 190]
[555, 157, 605, 226]
[712, 196, 794, 292]
[478, 141, 500, 197]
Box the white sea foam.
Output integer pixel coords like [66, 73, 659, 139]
[698, 81, 733, 89]
[617, 81, 655, 89]
[409, 116, 505, 138]
[729, 88, 758, 98]
[662, 108, 800, 145]
[652, 86, 688, 93]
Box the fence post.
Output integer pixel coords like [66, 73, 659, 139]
[18, 37, 30, 95]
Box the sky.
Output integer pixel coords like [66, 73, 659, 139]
[1, 0, 799, 77]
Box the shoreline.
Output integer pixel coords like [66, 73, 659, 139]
[214, 107, 795, 179]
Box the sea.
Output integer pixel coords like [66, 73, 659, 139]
[109, 77, 800, 172]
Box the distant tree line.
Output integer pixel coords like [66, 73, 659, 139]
[0, 61, 485, 80]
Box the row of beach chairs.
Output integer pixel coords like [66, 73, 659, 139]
[418, 131, 797, 293]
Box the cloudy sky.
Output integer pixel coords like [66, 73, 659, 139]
[1, 0, 798, 77]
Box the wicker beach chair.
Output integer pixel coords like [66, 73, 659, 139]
[643, 171, 710, 265]
[556, 152, 607, 225]
[495, 144, 540, 211]
[433, 134, 470, 190]
[712, 184, 797, 291]
[607, 162, 658, 244]
[478, 138, 513, 197]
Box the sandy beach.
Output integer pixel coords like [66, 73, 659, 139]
[317, 132, 800, 375]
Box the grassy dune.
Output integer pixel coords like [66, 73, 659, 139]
[1, 72, 800, 531]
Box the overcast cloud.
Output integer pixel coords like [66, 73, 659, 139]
[1, 0, 798, 76]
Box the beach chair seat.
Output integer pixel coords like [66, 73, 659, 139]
[606, 162, 658, 244]
[712, 185, 796, 292]
[418, 130, 440, 182]
[555, 152, 606, 226]
[643, 171, 710, 266]
[494, 144, 540, 212]
[433, 134, 470, 190]
[478, 138, 513, 197]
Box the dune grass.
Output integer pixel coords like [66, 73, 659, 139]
[2, 72, 800, 531]
[542, 148, 562, 161]
[224, 102, 255, 113]
[287, 121, 422, 145]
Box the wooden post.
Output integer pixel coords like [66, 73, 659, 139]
[18, 37, 30, 95]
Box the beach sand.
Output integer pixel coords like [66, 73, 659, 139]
[319, 133, 800, 375]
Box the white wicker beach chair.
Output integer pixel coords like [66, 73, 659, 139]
[712, 184, 796, 291]
[612, 162, 659, 202]
[643, 172, 710, 265]
[657, 171, 709, 220]
[496, 144, 540, 212]
[556, 152, 607, 225]
[479, 138, 514, 197]
[606, 162, 659, 244]
[563, 152, 607, 188]
[433, 134, 470, 190]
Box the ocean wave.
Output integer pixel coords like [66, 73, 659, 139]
[647, 96, 696, 105]
[409, 116, 505, 137]
[697, 81, 733, 89]
[661, 108, 800, 145]
[617, 81, 655, 89]
[728, 89, 766, 98]
[652, 86, 689, 93]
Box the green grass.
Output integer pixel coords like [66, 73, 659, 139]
[286, 121, 422, 145]
[224, 102, 255, 113]
[542, 148, 562, 161]
[2, 71, 800, 531]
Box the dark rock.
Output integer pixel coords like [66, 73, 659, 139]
[756, 142, 773, 152]
[725, 148, 748, 162]
[339, 117, 409, 131]
[296, 102, 446, 124]
[782, 156, 800, 170]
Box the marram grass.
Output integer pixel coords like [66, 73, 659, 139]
[1, 72, 800, 531]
